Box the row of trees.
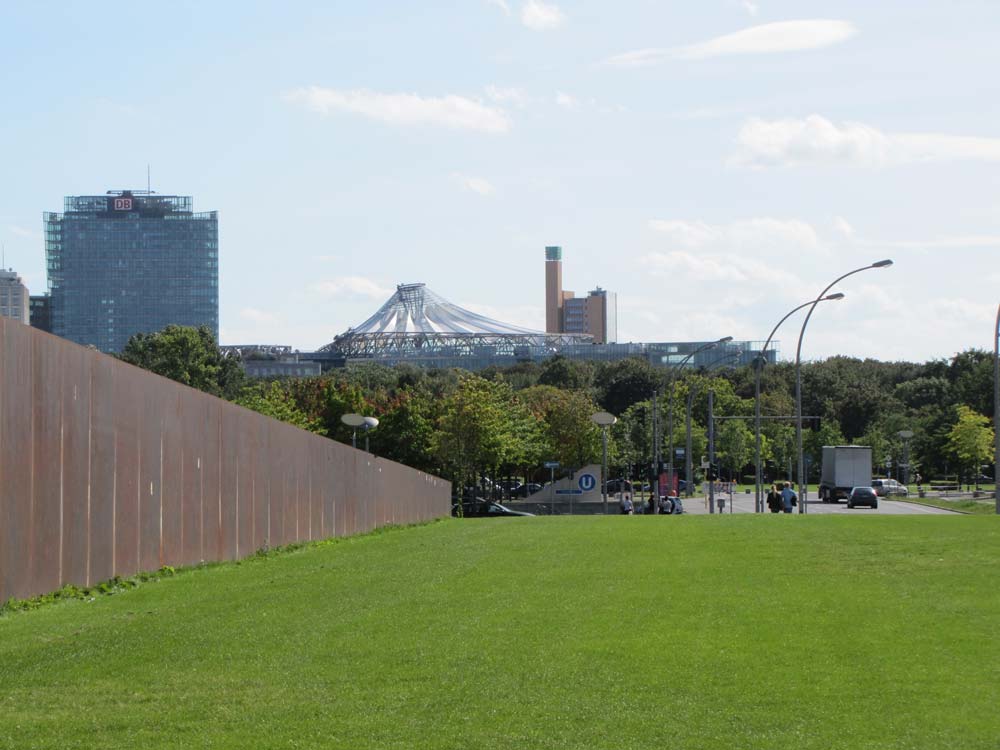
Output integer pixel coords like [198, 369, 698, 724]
[118, 326, 998, 492]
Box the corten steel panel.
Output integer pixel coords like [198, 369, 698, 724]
[113, 364, 143, 579]
[201, 402, 222, 563]
[88, 354, 118, 586]
[323, 442, 337, 539]
[180, 393, 206, 567]
[138, 381, 163, 573]
[219, 407, 240, 560]
[267, 433, 286, 548]
[310, 439, 324, 540]
[2, 323, 452, 603]
[60, 342, 92, 588]
[251, 419, 269, 552]
[235, 408, 257, 558]
[1, 321, 34, 601]
[159, 389, 184, 567]
[30, 330, 64, 596]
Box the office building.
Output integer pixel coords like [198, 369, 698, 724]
[544, 246, 617, 344]
[44, 190, 218, 352]
[29, 294, 51, 332]
[0, 269, 30, 324]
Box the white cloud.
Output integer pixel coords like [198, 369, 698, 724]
[602, 19, 857, 68]
[741, 1, 760, 16]
[240, 308, 278, 324]
[487, 0, 511, 16]
[554, 91, 579, 109]
[7, 225, 41, 240]
[734, 114, 1000, 168]
[833, 217, 854, 238]
[521, 1, 565, 31]
[648, 217, 823, 256]
[283, 87, 511, 134]
[859, 235, 1000, 250]
[310, 276, 391, 300]
[452, 173, 496, 196]
[486, 85, 530, 108]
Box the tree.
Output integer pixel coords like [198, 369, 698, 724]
[235, 381, 326, 434]
[538, 356, 594, 392]
[432, 376, 521, 491]
[593, 357, 661, 416]
[946, 405, 994, 485]
[715, 419, 754, 481]
[520, 385, 601, 470]
[118, 325, 245, 400]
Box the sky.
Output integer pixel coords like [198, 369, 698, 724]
[2, 1, 999, 363]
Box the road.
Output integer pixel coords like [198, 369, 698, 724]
[677, 493, 959, 515]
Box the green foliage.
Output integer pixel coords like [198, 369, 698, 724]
[946, 405, 994, 477]
[235, 381, 327, 434]
[118, 325, 245, 399]
[519, 385, 602, 469]
[1, 566, 177, 616]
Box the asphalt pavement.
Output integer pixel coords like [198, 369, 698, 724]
[674, 492, 959, 515]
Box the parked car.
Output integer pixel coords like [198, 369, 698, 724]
[451, 500, 536, 518]
[871, 478, 908, 497]
[847, 486, 879, 509]
[604, 478, 633, 494]
[512, 482, 543, 498]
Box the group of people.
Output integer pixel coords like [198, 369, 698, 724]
[766, 481, 798, 513]
[619, 494, 681, 515]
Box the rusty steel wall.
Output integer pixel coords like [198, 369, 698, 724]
[0, 319, 451, 603]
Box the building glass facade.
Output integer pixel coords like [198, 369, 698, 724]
[45, 191, 218, 352]
[0, 269, 30, 324]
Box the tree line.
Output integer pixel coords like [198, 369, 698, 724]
[118, 325, 997, 494]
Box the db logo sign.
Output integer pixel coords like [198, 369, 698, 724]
[578, 474, 597, 492]
[113, 198, 133, 211]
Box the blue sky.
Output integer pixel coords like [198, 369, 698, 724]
[3, 1, 999, 362]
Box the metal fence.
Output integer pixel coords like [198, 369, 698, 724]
[0, 319, 450, 603]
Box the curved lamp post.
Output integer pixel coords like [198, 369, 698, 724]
[795, 260, 893, 513]
[591, 411, 618, 515]
[663, 336, 733, 511]
[753, 294, 844, 512]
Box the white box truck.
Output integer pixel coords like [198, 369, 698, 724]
[818, 445, 873, 503]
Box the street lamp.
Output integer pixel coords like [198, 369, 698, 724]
[753, 294, 844, 512]
[663, 336, 732, 512]
[341, 413, 379, 452]
[591, 411, 617, 515]
[795, 260, 893, 513]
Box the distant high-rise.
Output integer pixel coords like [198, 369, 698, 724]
[543, 247, 617, 344]
[45, 190, 218, 352]
[0, 268, 30, 324]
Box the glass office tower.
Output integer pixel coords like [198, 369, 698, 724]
[44, 191, 218, 353]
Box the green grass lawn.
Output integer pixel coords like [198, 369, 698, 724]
[2, 516, 999, 749]
[905, 496, 998, 515]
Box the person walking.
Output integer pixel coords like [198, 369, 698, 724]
[780, 481, 797, 513]
[766, 484, 783, 513]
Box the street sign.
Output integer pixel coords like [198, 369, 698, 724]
[556, 489, 583, 495]
[578, 473, 597, 492]
[543, 461, 560, 469]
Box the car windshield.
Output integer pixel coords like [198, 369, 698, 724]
[853, 488, 875, 496]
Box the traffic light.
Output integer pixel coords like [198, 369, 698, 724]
[706, 462, 719, 481]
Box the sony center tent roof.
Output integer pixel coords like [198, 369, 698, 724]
[320, 283, 592, 358]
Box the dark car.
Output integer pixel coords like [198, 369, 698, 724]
[512, 482, 543, 498]
[451, 500, 536, 518]
[847, 486, 879, 509]
[604, 478, 633, 494]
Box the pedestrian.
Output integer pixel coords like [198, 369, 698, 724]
[766, 484, 783, 513]
[620, 494, 633, 515]
[780, 481, 797, 513]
